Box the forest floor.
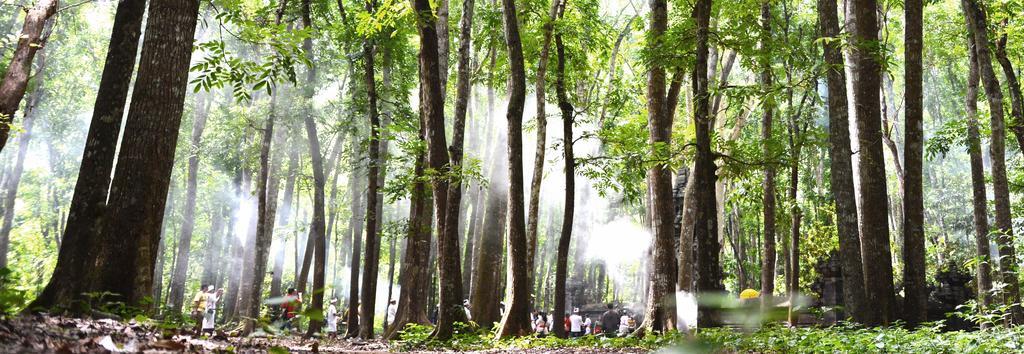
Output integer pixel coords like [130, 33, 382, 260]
[0, 314, 654, 353]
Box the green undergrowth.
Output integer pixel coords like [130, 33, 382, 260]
[394, 322, 1024, 353]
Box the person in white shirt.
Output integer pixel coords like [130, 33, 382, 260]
[386, 300, 398, 326]
[326, 298, 339, 337]
[463, 299, 473, 321]
[618, 313, 631, 335]
[569, 308, 584, 338]
[583, 317, 592, 335]
[201, 287, 224, 335]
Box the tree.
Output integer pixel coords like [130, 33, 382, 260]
[962, 0, 1020, 321]
[964, 26, 993, 311]
[0, 39, 48, 269]
[638, 0, 677, 333]
[552, 14, 576, 339]
[692, 0, 723, 327]
[815, 0, 867, 324]
[166, 93, 211, 313]
[358, 1, 383, 336]
[91, 0, 201, 307]
[758, 0, 777, 305]
[848, 0, 895, 326]
[526, 0, 563, 290]
[901, 0, 926, 327]
[496, 0, 533, 337]
[29, 0, 144, 312]
[0, 0, 57, 156]
[410, 0, 466, 339]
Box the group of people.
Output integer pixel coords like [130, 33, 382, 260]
[529, 304, 637, 338]
[189, 286, 303, 335]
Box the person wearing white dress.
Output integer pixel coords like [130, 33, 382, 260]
[326, 298, 339, 337]
[201, 288, 224, 335]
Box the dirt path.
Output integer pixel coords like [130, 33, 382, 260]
[0, 315, 651, 353]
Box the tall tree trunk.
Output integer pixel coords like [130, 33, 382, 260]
[817, 0, 866, 324]
[552, 30, 575, 339]
[271, 143, 300, 299]
[358, 19, 383, 338]
[441, 0, 474, 323]
[242, 92, 285, 333]
[963, 0, 1020, 322]
[29, 0, 145, 310]
[692, 0, 723, 328]
[638, 0, 677, 333]
[345, 134, 365, 338]
[410, 0, 465, 339]
[901, 0, 926, 327]
[0, 0, 56, 154]
[470, 147, 507, 328]
[964, 29, 993, 310]
[849, 0, 895, 326]
[0, 43, 46, 268]
[758, 0, 777, 304]
[496, 0, 532, 337]
[92, 0, 200, 307]
[296, 0, 328, 335]
[167, 93, 211, 313]
[526, 0, 562, 297]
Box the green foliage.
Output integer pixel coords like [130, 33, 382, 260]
[0, 268, 30, 317]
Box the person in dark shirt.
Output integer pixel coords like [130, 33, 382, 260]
[599, 303, 621, 338]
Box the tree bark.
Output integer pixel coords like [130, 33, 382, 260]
[963, 0, 1020, 322]
[964, 28, 993, 310]
[551, 31, 575, 339]
[470, 143, 507, 328]
[758, 0, 777, 304]
[817, 0, 866, 324]
[358, 18, 383, 338]
[496, 0, 532, 337]
[29, 0, 145, 311]
[0, 0, 57, 154]
[345, 134, 365, 338]
[166, 93, 211, 313]
[91, 0, 200, 307]
[848, 0, 895, 326]
[0, 42, 46, 269]
[638, 0, 677, 333]
[526, 0, 562, 298]
[995, 30, 1024, 152]
[410, 0, 465, 339]
[692, 0, 723, 328]
[901, 0, 926, 327]
[271, 142, 300, 299]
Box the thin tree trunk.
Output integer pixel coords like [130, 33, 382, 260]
[358, 19, 383, 338]
[0, 0, 57, 154]
[167, 93, 211, 313]
[345, 134, 365, 338]
[0, 43, 46, 268]
[271, 142, 299, 299]
[758, 0, 777, 305]
[964, 29, 993, 310]
[29, 0, 145, 310]
[526, 0, 562, 298]
[963, 0, 1020, 322]
[552, 30, 575, 339]
[496, 0, 532, 337]
[995, 30, 1024, 152]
